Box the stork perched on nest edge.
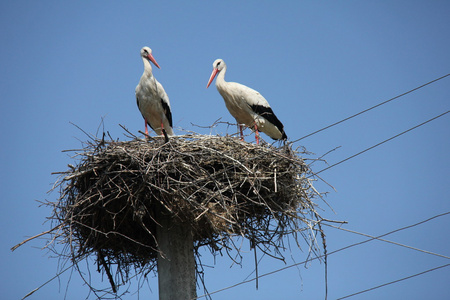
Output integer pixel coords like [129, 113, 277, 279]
[135, 46, 173, 142]
[207, 58, 287, 144]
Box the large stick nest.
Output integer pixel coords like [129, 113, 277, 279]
[48, 133, 323, 292]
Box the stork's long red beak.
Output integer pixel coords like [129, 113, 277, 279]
[206, 68, 219, 88]
[147, 53, 161, 69]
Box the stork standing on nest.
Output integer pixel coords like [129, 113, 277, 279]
[136, 46, 173, 142]
[206, 59, 287, 144]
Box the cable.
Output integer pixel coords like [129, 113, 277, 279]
[336, 263, 450, 299]
[21, 263, 74, 300]
[292, 73, 450, 143]
[194, 211, 450, 299]
[326, 226, 450, 259]
[323, 211, 450, 260]
[311, 110, 449, 176]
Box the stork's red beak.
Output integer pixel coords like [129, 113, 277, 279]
[206, 68, 219, 88]
[147, 53, 161, 69]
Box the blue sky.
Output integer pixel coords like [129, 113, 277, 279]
[1, 1, 449, 299]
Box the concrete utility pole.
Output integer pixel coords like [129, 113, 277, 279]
[157, 216, 196, 300]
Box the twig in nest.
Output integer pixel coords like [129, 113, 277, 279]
[11, 225, 62, 252]
[98, 250, 117, 293]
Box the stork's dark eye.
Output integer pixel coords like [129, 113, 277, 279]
[217, 61, 221, 66]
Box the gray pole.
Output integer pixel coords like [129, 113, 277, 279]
[157, 216, 196, 300]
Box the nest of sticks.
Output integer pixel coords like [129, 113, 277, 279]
[43, 132, 324, 294]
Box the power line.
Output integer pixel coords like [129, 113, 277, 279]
[324, 212, 450, 260]
[312, 110, 449, 176]
[336, 263, 450, 299]
[292, 73, 450, 143]
[21, 263, 74, 300]
[194, 211, 450, 299]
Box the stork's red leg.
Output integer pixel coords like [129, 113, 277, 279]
[145, 119, 149, 136]
[254, 122, 260, 145]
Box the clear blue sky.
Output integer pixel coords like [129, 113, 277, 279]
[1, 1, 449, 299]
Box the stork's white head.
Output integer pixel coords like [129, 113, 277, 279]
[213, 59, 226, 71]
[140, 46, 160, 69]
[206, 59, 226, 88]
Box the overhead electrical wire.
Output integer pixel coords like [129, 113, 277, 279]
[336, 263, 450, 299]
[312, 110, 449, 176]
[194, 211, 450, 299]
[324, 212, 450, 260]
[292, 73, 450, 143]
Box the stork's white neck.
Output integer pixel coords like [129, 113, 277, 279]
[142, 57, 154, 77]
[215, 65, 227, 89]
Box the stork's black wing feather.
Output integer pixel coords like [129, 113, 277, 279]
[161, 98, 173, 127]
[250, 104, 287, 140]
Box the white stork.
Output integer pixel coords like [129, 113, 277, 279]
[206, 59, 287, 144]
[135, 46, 173, 141]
